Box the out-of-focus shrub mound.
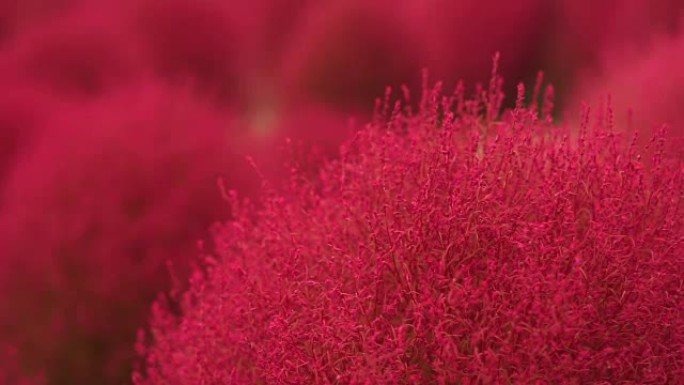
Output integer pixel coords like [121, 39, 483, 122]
[0, 82, 262, 385]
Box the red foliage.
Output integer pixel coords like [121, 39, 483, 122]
[135, 71, 683, 384]
[0, 82, 263, 385]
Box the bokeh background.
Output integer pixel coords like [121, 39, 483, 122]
[0, 0, 681, 384]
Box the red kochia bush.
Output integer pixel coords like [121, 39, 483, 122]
[135, 70, 684, 383]
[0, 82, 263, 385]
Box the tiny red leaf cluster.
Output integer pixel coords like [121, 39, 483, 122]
[135, 71, 684, 384]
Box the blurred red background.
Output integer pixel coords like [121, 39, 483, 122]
[0, 0, 681, 384]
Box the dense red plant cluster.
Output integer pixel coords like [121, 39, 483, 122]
[0, 82, 265, 385]
[135, 70, 684, 383]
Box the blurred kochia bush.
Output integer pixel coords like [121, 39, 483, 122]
[0, 81, 263, 385]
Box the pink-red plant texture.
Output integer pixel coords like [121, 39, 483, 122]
[135, 71, 684, 383]
[0, 82, 263, 385]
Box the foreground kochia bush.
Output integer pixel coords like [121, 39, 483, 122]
[135, 72, 684, 384]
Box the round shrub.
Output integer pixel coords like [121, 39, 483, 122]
[135, 71, 683, 383]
